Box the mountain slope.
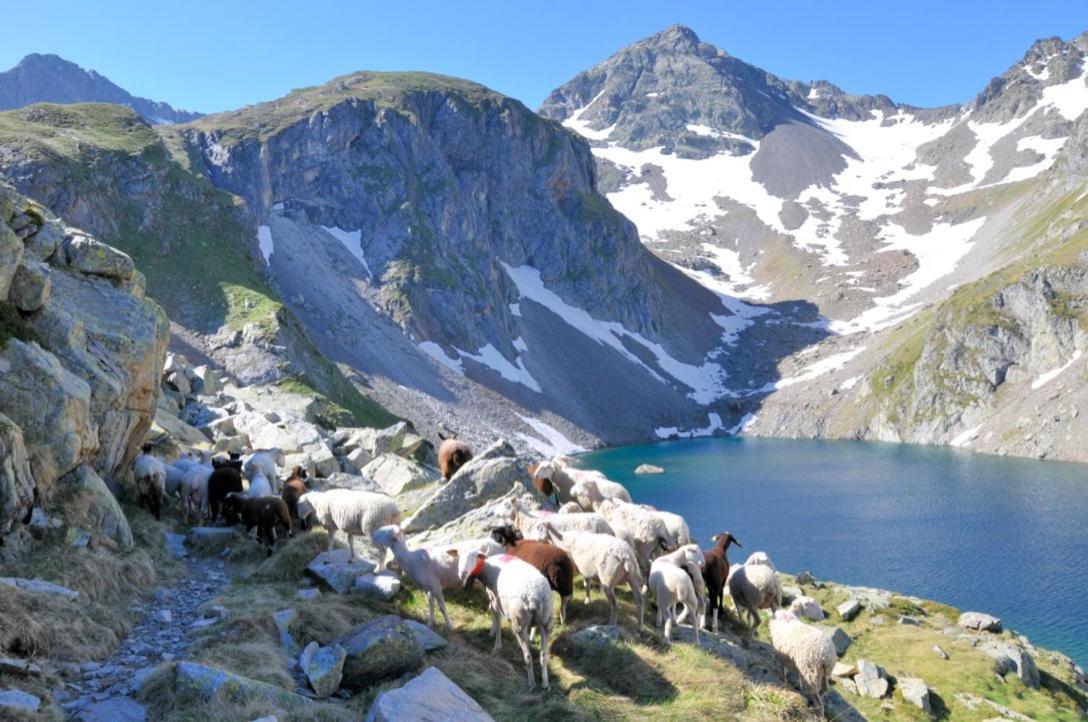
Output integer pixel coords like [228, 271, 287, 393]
[542, 25, 1088, 460]
[0, 53, 201, 124]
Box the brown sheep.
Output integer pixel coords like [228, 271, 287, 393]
[490, 524, 574, 624]
[207, 462, 243, 524]
[281, 465, 309, 529]
[702, 531, 742, 633]
[438, 437, 473, 480]
[221, 493, 293, 556]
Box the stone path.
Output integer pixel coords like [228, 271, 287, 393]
[59, 548, 232, 721]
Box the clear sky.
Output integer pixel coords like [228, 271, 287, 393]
[3, 0, 1087, 114]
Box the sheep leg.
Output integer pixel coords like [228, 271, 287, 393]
[604, 585, 618, 626]
[560, 595, 569, 626]
[583, 576, 592, 605]
[327, 528, 335, 554]
[663, 606, 674, 643]
[489, 607, 503, 654]
[435, 589, 452, 632]
[628, 577, 645, 628]
[512, 621, 536, 691]
[427, 592, 436, 627]
[539, 623, 551, 690]
[348, 534, 356, 563]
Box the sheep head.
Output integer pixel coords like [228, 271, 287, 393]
[711, 532, 742, 550]
[450, 548, 488, 589]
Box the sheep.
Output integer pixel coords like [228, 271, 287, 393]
[244, 449, 284, 492]
[557, 501, 584, 514]
[281, 466, 309, 528]
[596, 498, 671, 577]
[245, 471, 274, 499]
[728, 561, 782, 631]
[133, 446, 166, 520]
[702, 532, 742, 633]
[371, 525, 503, 631]
[221, 493, 293, 556]
[181, 456, 215, 522]
[164, 451, 200, 500]
[490, 524, 575, 626]
[496, 496, 614, 538]
[531, 521, 643, 628]
[769, 609, 836, 717]
[437, 437, 473, 480]
[647, 508, 691, 547]
[452, 547, 554, 690]
[744, 551, 775, 569]
[529, 458, 595, 505]
[568, 477, 632, 511]
[649, 544, 705, 644]
[297, 489, 400, 569]
[207, 464, 244, 523]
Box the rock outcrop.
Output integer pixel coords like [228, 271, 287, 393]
[0, 183, 168, 543]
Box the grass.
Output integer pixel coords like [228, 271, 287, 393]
[0, 301, 41, 348]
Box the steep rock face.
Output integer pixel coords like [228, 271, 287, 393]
[0, 182, 169, 536]
[0, 53, 201, 124]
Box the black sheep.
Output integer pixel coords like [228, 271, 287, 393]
[207, 463, 244, 524]
[702, 531, 742, 632]
[221, 493, 293, 556]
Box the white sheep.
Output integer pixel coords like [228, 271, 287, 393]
[531, 521, 644, 628]
[244, 449, 284, 492]
[569, 477, 632, 510]
[744, 551, 776, 569]
[297, 489, 400, 570]
[769, 610, 837, 717]
[646, 507, 691, 547]
[453, 548, 554, 691]
[596, 498, 670, 576]
[164, 450, 200, 500]
[245, 471, 274, 498]
[728, 562, 782, 631]
[181, 456, 214, 522]
[530, 458, 611, 504]
[556, 501, 584, 514]
[133, 449, 167, 520]
[371, 525, 503, 631]
[649, 544, 705, 643]
[497, 496, 614, 537]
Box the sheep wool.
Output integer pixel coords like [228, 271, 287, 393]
[769, 610, 836, 717]
[298, 489, 400, 569]
[728, 562, 783, 631]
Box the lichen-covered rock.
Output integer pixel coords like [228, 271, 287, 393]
[64, 465, 133, 547]
[0, 218, 24, 298]
[854, 659, 889, 699]
[301, 643, 346, 698]
[364, 666, 493, 722]
[0, 413, 35, 535]
[362, 454, 436, 497]
[8, 261, 49, 312]
[164, 661, 310, 707]
[306, 550, 377, 594]
[981, 640, 1040, 688]
[336, 615, 425, 689]
[59, 231, 134, 280]
[959, 611, 1002, 633]
[898, 677, 932, 713]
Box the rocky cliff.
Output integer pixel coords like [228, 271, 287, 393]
[0, 181, 168, 549]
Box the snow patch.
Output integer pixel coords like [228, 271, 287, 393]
[418, 341, 464, 374]
[950, 424, 983, 448]
[562, 90, 616, 141]
[655, 413, 725, 439]
[322, 226, 372, 277]
[516, 414, 585, 456]
[257, 225, 274, 265]
[1031, 349, 1083, 390]
[456, 343, 541, 393]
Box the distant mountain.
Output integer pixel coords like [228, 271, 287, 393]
[0, 53, 201, 124]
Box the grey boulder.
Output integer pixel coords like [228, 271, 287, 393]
[365, 666, 493, 722]
[958, 611, 1002, 633]
[898, 677, 932, 714]
[306, 550, 377, 594]
[853, 659, 888, 699]
[336, 615, 425, 689]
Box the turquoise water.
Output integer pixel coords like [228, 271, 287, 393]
[577, 437, 1088, 668]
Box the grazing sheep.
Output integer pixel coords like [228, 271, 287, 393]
[244, 449, 284, 492]
[769, 610, 836, 717]
[437, 437, 473, 480]
[372, 525, 503, 631]
[532, 522, 644, 628]
[557, 501, 584, 514]
[245, 471, 274, 499]
[649, 544, 706, 643]
[297, 489, 400, 569]
[453, 548, 554, 690]
[221, 493, 293, 556]
[569, 477, 632, 511]
[281, 466, 309, 528]
[490, 524, 575, 625]
[702, 532, 742, 633]
[133, 446, 167, 520]
[596, 498, 671, 576]
[745, 551, 775, 569]
[497, 497, 614, 538]
[207, 464, 244, 524]
[728, 562, 782, 631]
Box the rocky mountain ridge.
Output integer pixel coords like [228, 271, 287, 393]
[0, 53, 202, 124]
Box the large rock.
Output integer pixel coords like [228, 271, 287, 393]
[301, 643, 346, 698]
[365, 666, 493, 722]
[0, 339, 94, 491]
[403, 450, 529, 533]
[165, 661, 310, 707]
[958, 611, 1002, 633]
[76, 697, 147, 722]
[9, 261, 50, 312]
[854, 660, 889, 699]
[0, 688, 40, 714]
[351, 571, 402, 601]
[789, 595, 825, 621]
[836, 597, 861, 621]
[0, 413, 35, 535]
[981, 640, 1040, 688]
[570, 625, 622, 648]
[0, 214, 24, 298]
[336, 615, 425, 689]
[402, 619, 449, 652]
[306, 550, 377, 593]
[363, 454, 436, 497]
[829, 627, 852, 657]
[407, 486, 531, 547]
[898, 677, 932, 714]
[233, 410, 324, 454]
[59, 232, 134, 280]
[65, 465, 133, 547]
[0, 576, 78, 600]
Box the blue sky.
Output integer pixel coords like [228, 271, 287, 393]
[3, 1, 1087, 113]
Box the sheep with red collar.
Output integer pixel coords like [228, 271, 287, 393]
[453, 547, 554, 691]
[297, 489, 400, 569]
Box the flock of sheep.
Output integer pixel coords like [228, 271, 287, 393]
[132, 438, 837, 715]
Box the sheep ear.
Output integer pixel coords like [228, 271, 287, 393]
[446, 549, 459, 557]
